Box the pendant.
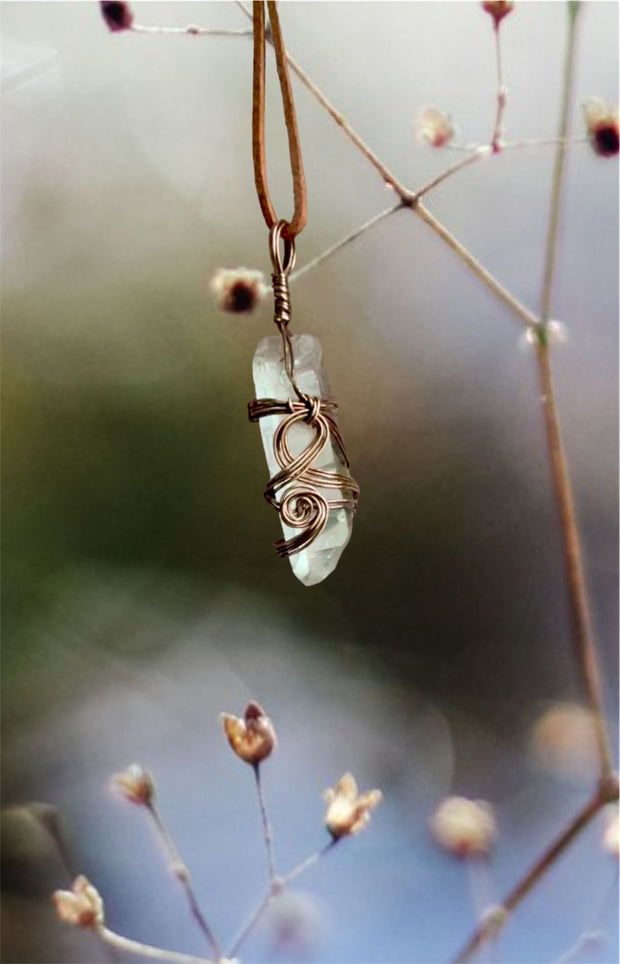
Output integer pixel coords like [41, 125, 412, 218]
[249, 333, 359, 586]
[248, 221, 359, 585]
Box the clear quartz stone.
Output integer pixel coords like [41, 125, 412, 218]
[252, 334, 355, 586]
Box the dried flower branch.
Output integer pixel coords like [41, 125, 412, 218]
[222, 703, 278, 882]
[114, 763, 221, 959]
[52, 875, 224, 963]
[451, 778, 619, 963]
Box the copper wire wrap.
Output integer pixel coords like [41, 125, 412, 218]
[248, 396, 360, 557]
[249, 221, 359, 558]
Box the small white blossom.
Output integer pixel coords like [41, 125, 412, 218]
[53, 875, 104, 929]
[112, 763, 155, 806]
[323, 772, 382, 839]
[416, 107, 455, 149]
[431, 796, 497, 858]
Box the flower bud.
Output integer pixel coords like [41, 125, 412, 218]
[430, 796, 497, 858]
[531, 703, 597, 779]
[584, 98, 619, 158]
[221, 701, 277, 765]
[323, 772, 382, 839]
[481, 2, 514, 28]
[53, 875, 104, 929]
[210, 267, 267, 314]
[416, 108, 455, 149]
[112, 763, 155, 806]
[100, 1, 134, 32]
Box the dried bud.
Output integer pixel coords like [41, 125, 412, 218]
[416, 107, 455, 149]
[481, 2, 514, 27]
[531, 703, 598, 779]
[53, 875, 104, 929]
[323, 772, 382, 839]
[430, 796, 497, 858]
[100, 1, 134, 32]
[112, 763, 155, 806]
[221, 701, 277, 765]
[602, 807, 619, 857]
[584, 98, 619, 158]
[210, 267, 267, 315]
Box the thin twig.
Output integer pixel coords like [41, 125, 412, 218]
[450, 783, 618, 963]
[414, 202, 538, 329]
[253, 763, 276, 883]
[539, 3, 580, 325]
[226, 889, 273, 960]
[290, 204, 401, 283]
[226, 838, 338, 958]
[147, 804, 221, 960]
[281, 839, 338, 885]
[97, 926, 214, 964]
[490, 24, 507, 152]
[413, 149, 489, 202]
[534, 344, 615, 779]
[532, 1, 614, 781]
[132, 24, 252, 37]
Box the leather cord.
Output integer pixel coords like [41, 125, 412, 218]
[252, 1, 307, 241]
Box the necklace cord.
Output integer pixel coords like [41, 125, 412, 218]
[252, 1, 307, 241]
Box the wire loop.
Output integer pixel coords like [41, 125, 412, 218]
[269, 220, 296, 276]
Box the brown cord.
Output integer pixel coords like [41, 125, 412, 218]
[253, 1, 307, 241]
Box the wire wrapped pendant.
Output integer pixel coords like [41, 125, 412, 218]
[249, 222, 359, 585]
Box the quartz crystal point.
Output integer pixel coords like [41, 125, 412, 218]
[252, 334, 356, 586]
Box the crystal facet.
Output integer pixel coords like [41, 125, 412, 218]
[252, 334, 356, 586]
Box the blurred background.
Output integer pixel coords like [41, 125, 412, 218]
[1, 3, 618, 962]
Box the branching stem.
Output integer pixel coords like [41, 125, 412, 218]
[532, 1, 613, 781]
[147, 803, 221, 960]
[97, 926, 215, 964]
[534, 343, 615, 778]
[281, 839, 338, 885]
[450, 780, 618, 963]
[290, 204, 401, 283]
[539, 2, 580, 324]
[226, 838, 338, 958]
